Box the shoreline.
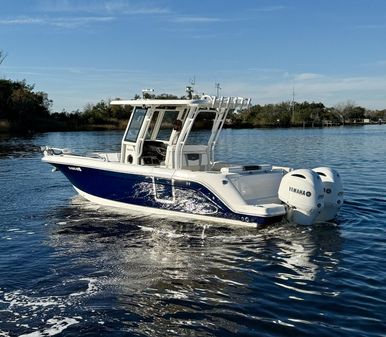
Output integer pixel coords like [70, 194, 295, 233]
[0, 120, 382, 136]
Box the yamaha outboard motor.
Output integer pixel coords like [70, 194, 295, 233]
[278, 169, 325, 225]
[312, 167, 344, 222]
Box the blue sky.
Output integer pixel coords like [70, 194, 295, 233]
[1, 0, 386, 111]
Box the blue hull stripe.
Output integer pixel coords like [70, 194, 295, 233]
[55, 164, 283, 225]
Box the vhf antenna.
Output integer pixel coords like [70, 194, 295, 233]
[215, 82, 221, 97]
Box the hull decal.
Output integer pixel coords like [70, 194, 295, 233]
[55, 164, 282, 225]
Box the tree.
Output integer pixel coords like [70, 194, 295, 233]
[366, 109, 386, 122]
[335, 100, 355, 123]
[81, 99, 132, 125]
[157, 93, 179, 100]
[336, 101, 366, 121]
[0, 79, 51, 132]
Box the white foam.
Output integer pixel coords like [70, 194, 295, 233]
[19, 317, 79, 337]
[139, 225, 155, 232]
[69, 278, 99, 297]
[4, 291, 60, 310]
[1, 278, 100, 330]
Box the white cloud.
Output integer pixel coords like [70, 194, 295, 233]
[209, 72, 386, 109]
[172, 16, 223, 24]
[294, 73, 324, 81]
[0, 16, 115, 28]
[54, 16, 115, 28]
[374, 60, 386, 66]
[0, 17, 44, 25]
[282, 75, 386, 108]
[38, 0, 170, 16]
[121, 7, 170, 15]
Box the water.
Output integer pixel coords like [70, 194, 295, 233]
[1, 126, 385, 336]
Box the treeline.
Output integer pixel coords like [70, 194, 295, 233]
[48, 93, 185, 131]
[0, 78, 191, 133]
[50, 101, 132, 131]
[0, 78, 132, 133]
[230, 101, 386, 128]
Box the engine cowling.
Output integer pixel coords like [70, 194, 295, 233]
[278, 169, 324, 225]
[312, 167, 343, 222]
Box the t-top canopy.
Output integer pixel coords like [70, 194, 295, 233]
[110, 95, 251, 111]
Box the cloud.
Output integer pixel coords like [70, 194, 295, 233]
[53, 16, 115, 28]
[281, 75, 386, 108]
[293, 75, 386, 94]
[6, 1, 217, 29]
[0, 1, 171, 28]
[120, 7, 170, 15]
[209, 71, 386, 109]
[374, 60, 386, 66]
[0, 17, 44, 25]
[0, 16, 115, 28]
[38, 0, 170, 16]
[294, 73, 324, 81]
[172, 16, 224, 24]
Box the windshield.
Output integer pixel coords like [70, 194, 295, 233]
[185, 110, 215, 145]
[156, 110, 179, 141]
[124, 108, 147, 142]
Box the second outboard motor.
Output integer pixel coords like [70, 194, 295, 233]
[312, 167, 344, 222]
[278, 169, 324, 225]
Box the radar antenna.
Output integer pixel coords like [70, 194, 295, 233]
[186, 76, 196, 99]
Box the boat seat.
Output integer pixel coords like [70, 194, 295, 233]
[141, 156, 159, 165]
[142, 140, 167, 164]
[227, 171, 283, 205]
[182, 152, 209, 171]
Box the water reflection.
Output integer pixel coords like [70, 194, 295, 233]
[264, 223, 342, 282]
[0, 134, 41, 158]
[46, 198, 343, 335]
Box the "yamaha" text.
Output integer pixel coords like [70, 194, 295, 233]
[289, 186, 311, 197]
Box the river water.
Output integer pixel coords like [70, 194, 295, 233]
[0, 126, 385, 336]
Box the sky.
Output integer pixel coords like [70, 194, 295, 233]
[1, 0, 386, 112]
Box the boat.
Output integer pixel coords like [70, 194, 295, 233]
[42, 92, 343, 226]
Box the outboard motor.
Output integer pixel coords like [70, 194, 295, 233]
[278, 169, 324, 225]
[312, 167, 343, 222]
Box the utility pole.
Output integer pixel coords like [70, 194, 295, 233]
[291, 86, 295, 125]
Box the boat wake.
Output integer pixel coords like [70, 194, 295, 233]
[0, 277, 100, 336]
[0, 192, 345, 337]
